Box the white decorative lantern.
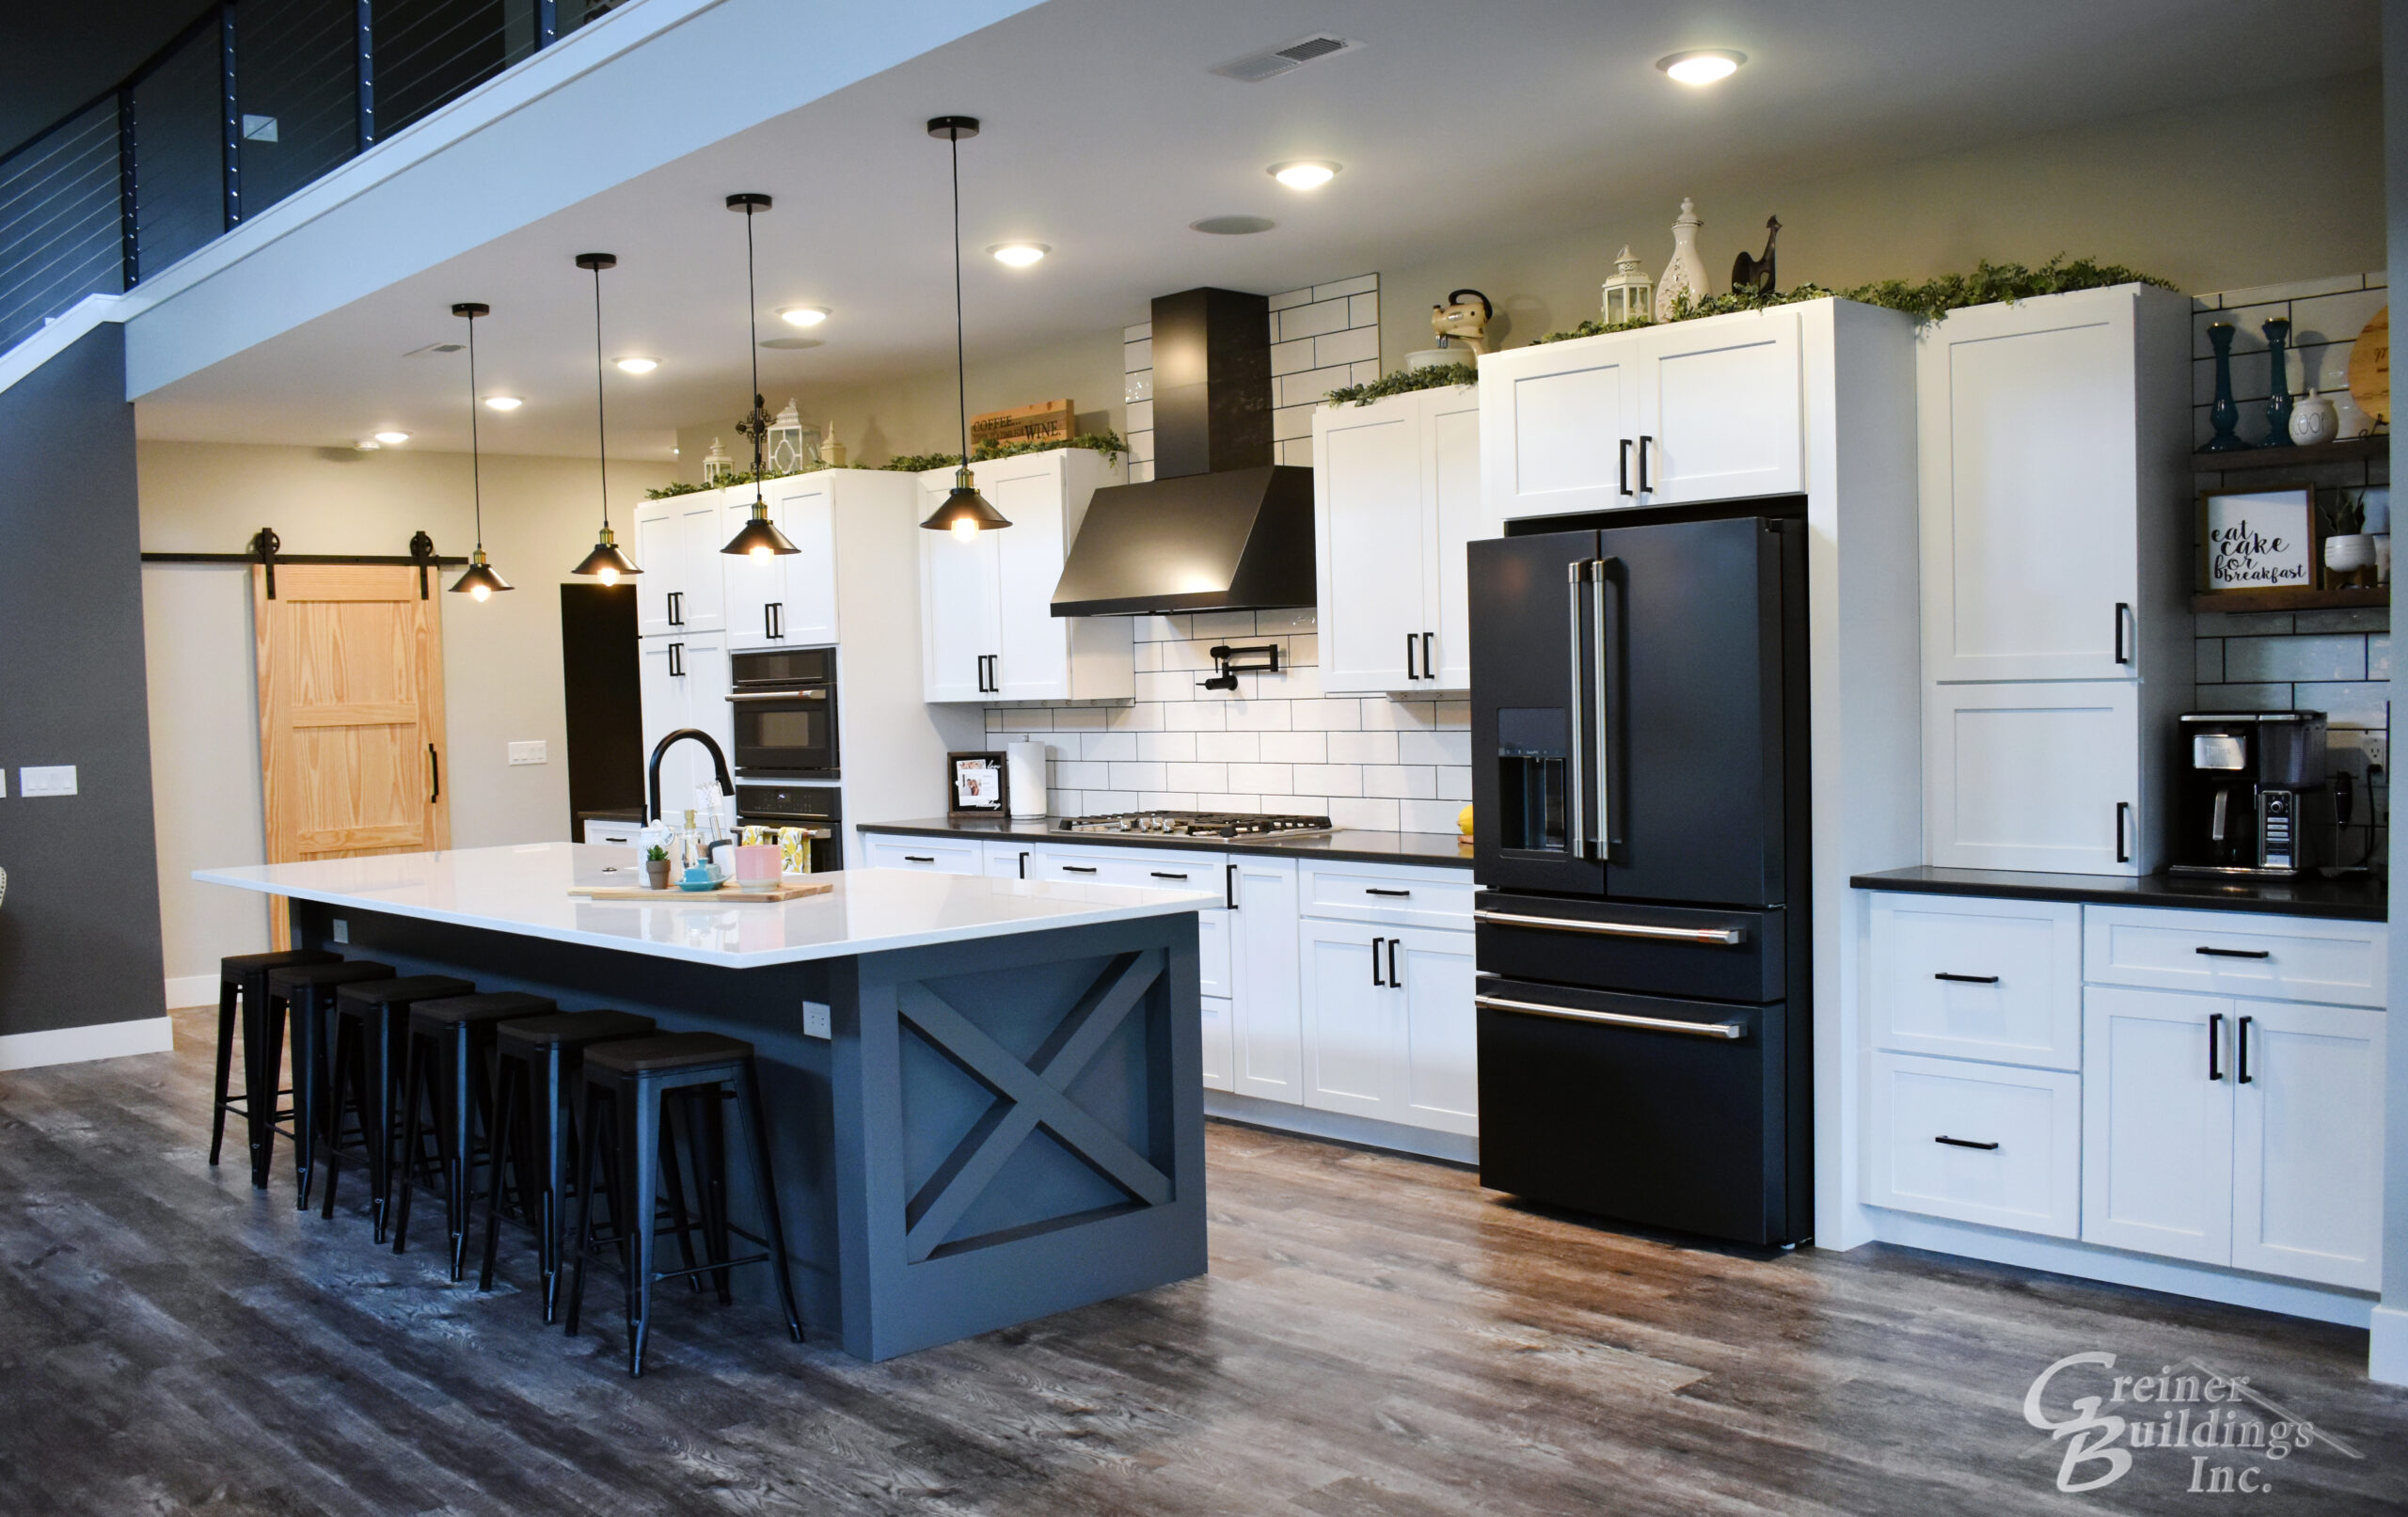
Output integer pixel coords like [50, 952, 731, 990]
[1601, 245, 1653, 326]
[703, 436, 732, 483]
[765, 399, 817, 473]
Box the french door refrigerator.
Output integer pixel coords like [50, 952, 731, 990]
[1469, 514, 1811, 1246]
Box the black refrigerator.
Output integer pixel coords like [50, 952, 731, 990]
[1469, 514, 1811, 1246]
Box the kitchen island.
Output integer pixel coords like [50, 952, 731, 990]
[195, 843, 1212, 1361]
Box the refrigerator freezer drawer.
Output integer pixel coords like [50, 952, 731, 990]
[1476, 977, 1796, 1245]
[1473, 893, 1782, 1003]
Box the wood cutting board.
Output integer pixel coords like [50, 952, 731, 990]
[570, 877, 835, 903]
[2348, 305, 2388, 424]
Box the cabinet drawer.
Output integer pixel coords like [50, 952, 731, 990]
[582, 819, 642, 848]
[1300, 861, 1474, 929]
[862, 836, 984, 875]
[1866, 1051, 2081, 1238]
[1025, 843, 1228, 988]
[2083, 907, 2385, 1007]
[1869, 893, 2081, 1069]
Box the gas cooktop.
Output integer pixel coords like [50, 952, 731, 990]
[1054, 810, 1335, 840]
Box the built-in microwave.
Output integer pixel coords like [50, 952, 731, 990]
[727, 647, 837, 777]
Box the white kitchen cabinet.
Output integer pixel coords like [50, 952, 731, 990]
[981, 839, 1032, 878]
[2228, 999, 2384, 1289]
[723, 473, 840, 650]
[1296, 919, 1477, 1134]
[863, 835, 983, 874]
[1311, 385, 1483, 694]
[582, 818, 642, 847]
[1866, 1051, 2083, 1238]
[1022, 841, 1228, 996]
[1228, 855, 1305, 1105]
[1869, 893, 2083, 1070]
[1925, 681, 2152, 875]
[919, 449, 1133, 703]
[2083, 906, 2386, 1008]
[631, 490, 729, 639]
[636, 633, 731, 815]
[1916, 285, 2189, 685]
[1478, 307, 1804, 523]
[2081, 985, 2232, 1265]
[1199, 997, 1235, 1093]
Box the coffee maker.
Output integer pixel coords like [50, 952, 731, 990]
[2168, 711, 2328, 877]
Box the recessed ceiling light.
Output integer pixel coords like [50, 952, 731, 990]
[1656, 49, 1744, 85]
[989, 242, 1049, 267]
[1190, 215, 1276, 236]
[1268, 160, 1339, 190]
[374, 430, 410, 445]
[777, 306, 829, 327]
[483, 395, 522, 411]
[613, 356, 657, 373]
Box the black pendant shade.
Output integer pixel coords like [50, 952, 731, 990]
[444, 301, 512, 597]
[919, 116, 1010, 536]
[721, 193, 800, 558]
[571, 251, 641, 582]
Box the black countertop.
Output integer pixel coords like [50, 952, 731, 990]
[1852, 865, 2387, 923]
[860, 816, 1475, 869]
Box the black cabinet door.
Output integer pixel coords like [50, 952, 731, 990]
[1470, 529, 1604, 895]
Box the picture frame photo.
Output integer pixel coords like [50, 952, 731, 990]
[947, 751, 1009, 820]
[2197, 484, 2319, 596]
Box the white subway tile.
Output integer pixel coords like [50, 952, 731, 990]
[1109, 761, 1168, 790]
[1133, 613, 1192, 643]
[1083, 731, 1138, 761]
[1130, 429, 1156, 464]
[1289, 698, 1365, 730]
[1269, 286, 1315, 311]
[1196, 731, 1260, 763]
[1085, 790, 1137, 811]
[1137, 731, 1197, 762]
[1122, 322, 1151, 342]
[1108, 703, 1164, 731]
[1228, 763, 1294, 794]
[1133, 640, 1163, 673]
[1139, 792, 1201, 811]
[1274, 403, 1316, 442]
[1399, 798, 1466, 834]
[1049, 707, 1106, 731]
[1135, 670, 1193, 703]
[1351, 359, 1379, 386]
[1054, 760, 1109, 789]
[1316, 325, 1378, 368]
[1436, 701, 1470, 729]
[1314, 274, 1378, 301]
[1259, 731, 1327, 764]
[998, 708, 1051, 730]
[1329, 797, 1400, 830]
[1047, 790, 1085, 817]
[1327, 729, 1400, 765]
[2210, 274, 2368, 308]
[1278, 297, 1349, 341]
[1363, 765, 1438, 798]
[1192, 609, 1259, 639]
[1291, 764, 1364, 797]
[1123, 338, 1153, 371]
[1196, 794, 1263, 814]
[1435, 766, 1473, 801]
[1164, 702, 1229, 731]
[1277, 436, 1315, 468]
[2289, 287, 2387, 346]
[1361, 699, 1439, 730]
[1399, 729, 1473, 766]
[1125, 399, 1154, 433]
[1348, 292, 1379, 328]
[1257, 607, 1318, 633]
[1224, 701, 1292, 731]
[1272, 337, 1319, 375]
[1167, 762, 1228, 791]
[1123, 371, 1152, 403]
[1260, 662, 1323, 701]
[1129, 459, 1154, 483]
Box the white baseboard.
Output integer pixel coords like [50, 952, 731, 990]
[0, 1016, 176, 1072]
[1204, 1090, 1479, 1165]
[1869, 1207, 2375, 1327]
[2370, 1304, 2408, 1385]
[165, 974, 218, 1009]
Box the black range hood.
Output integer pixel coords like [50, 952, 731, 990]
[1052, 287, 1315, 617]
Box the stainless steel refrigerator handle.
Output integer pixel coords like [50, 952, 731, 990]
[1565, 561, 1586, 861]
[1476, 992, 1745, 1040]
[1591, 558, 1610, 861]
[1473, 908, 1745, 945]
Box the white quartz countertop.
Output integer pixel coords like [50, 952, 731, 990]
[195, 843, 1212, 969]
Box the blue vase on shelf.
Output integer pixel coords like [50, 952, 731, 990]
[2204, 322, 2251, 451]
[2262, 316, 2294, 446]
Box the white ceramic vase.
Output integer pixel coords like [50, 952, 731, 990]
[2331, 389, 2375, 439]
[1655, 198, 1710, 320]
[2289, 389, 2337, 446]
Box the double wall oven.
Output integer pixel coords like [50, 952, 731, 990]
[726, 648, 837, 778]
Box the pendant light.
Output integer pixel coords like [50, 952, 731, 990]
[720, 192, 799, 559]
[920, 116, 1010, 539]
[571, 252, 642, 583]
[446, 302, 512, 600]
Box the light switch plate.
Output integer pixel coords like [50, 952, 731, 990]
[508, 741, 548, 766]
[802, 1000, 832, 1040]
[332, 919, 349, 943]
[19, 766, 75, 797]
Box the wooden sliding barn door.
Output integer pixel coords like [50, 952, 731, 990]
[255, 565, 450, 941]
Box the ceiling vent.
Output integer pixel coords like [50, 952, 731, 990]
[1211, 34, 1363, 84]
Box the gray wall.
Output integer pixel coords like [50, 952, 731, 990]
[0, 324, 166, 1036]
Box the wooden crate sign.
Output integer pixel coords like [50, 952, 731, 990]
[971, 399, 1075, 450]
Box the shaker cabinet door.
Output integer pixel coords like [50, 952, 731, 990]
[2081, 987, 2234, 1265]
[1480, 339, 1639, 522]
[2229, 999, 2384, 1289]
[987, 455, 1074, 702]
[1925, 681, 2147, 875]
[1299, 919, 1394, 1122]
[1315, 396, 1425, 695]
[1423, 387, 1484, 690]
[1633, 310, 1803, 505]
[918, 476, 1002, 703]
[1229, 857, 1305, 1105]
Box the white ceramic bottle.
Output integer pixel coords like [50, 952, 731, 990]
[1655, 198, 1711, 320]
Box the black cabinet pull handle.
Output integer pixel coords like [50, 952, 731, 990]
[1618, 438, 1633, 497]
[1933, 972, 1999, 984]
[2113, 602, 2131, 665]
[1387, 937, 1401, 986]
[2208, 1012, 2224, 1082]
[1371, 936, 1386, 987]
[428, 744, 440, 804]
[1365, 887, 1412, 897]
[1934, 1135, 2000, 1151]
[2195, 946, 2271, 959]
[1638, 435, 1653, 493]
[1404, 632, 1418, 681]
[1226, 862, 1238, 909]
[1061, 864, 1098, 874]
[668, 590, 682, 626]
[1017, 850, 1028, 879]
[2115, 801, 2131, 863]
[904, 854, 934, 862]
[2237, 1015, 2254, 1084]
[1150, 871, 1189, 880]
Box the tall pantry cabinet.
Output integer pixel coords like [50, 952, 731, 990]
[1915, 285, 2192, 874]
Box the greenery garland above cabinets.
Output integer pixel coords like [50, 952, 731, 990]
[1323, 362, 1480, 407]
[643, 432, 1128, 498]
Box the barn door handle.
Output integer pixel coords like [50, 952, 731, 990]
[428, 744, 440, 803]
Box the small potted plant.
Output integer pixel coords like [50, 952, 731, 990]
[2323, 489, 2375, 589]
[642, 844, 671, 890]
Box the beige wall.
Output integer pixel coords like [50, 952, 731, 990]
[138, 440, 672, 995]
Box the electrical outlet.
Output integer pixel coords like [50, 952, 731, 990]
[19, 766, 75, 797]
[332, 919, 349, 943]
[802, 1000, 832, 1040]
[508, 740, 548, 766]
[2363, 733, 2387, 773]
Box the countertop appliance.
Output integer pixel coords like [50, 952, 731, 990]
[1054, 810, 1334, 839]
[2168, 710, 2329, 877]
[726, 647, 837, 778]
[736, 780, 843, 873]
[1469, 512, 1811, 1247]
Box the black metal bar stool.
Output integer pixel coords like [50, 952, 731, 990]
[390, 992, 555, 1279]
[479, 1009, 657, 1320]
[211, 950, 337, 1185]
[565, 1033, 803, 1376]
[321, 974, 473, 1240]
[261, 958, 395, 1207]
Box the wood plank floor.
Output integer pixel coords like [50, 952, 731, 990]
[0, 1005, 2402, 1516]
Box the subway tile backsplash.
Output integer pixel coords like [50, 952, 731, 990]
[982, 608, 1469, 834]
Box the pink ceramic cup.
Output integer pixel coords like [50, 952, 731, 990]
[732, 844, 784, 889]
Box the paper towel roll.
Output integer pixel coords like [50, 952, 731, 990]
[1006, 740, 1050, 818]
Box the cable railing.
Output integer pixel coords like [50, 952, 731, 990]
[0, 0, 621, 356]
